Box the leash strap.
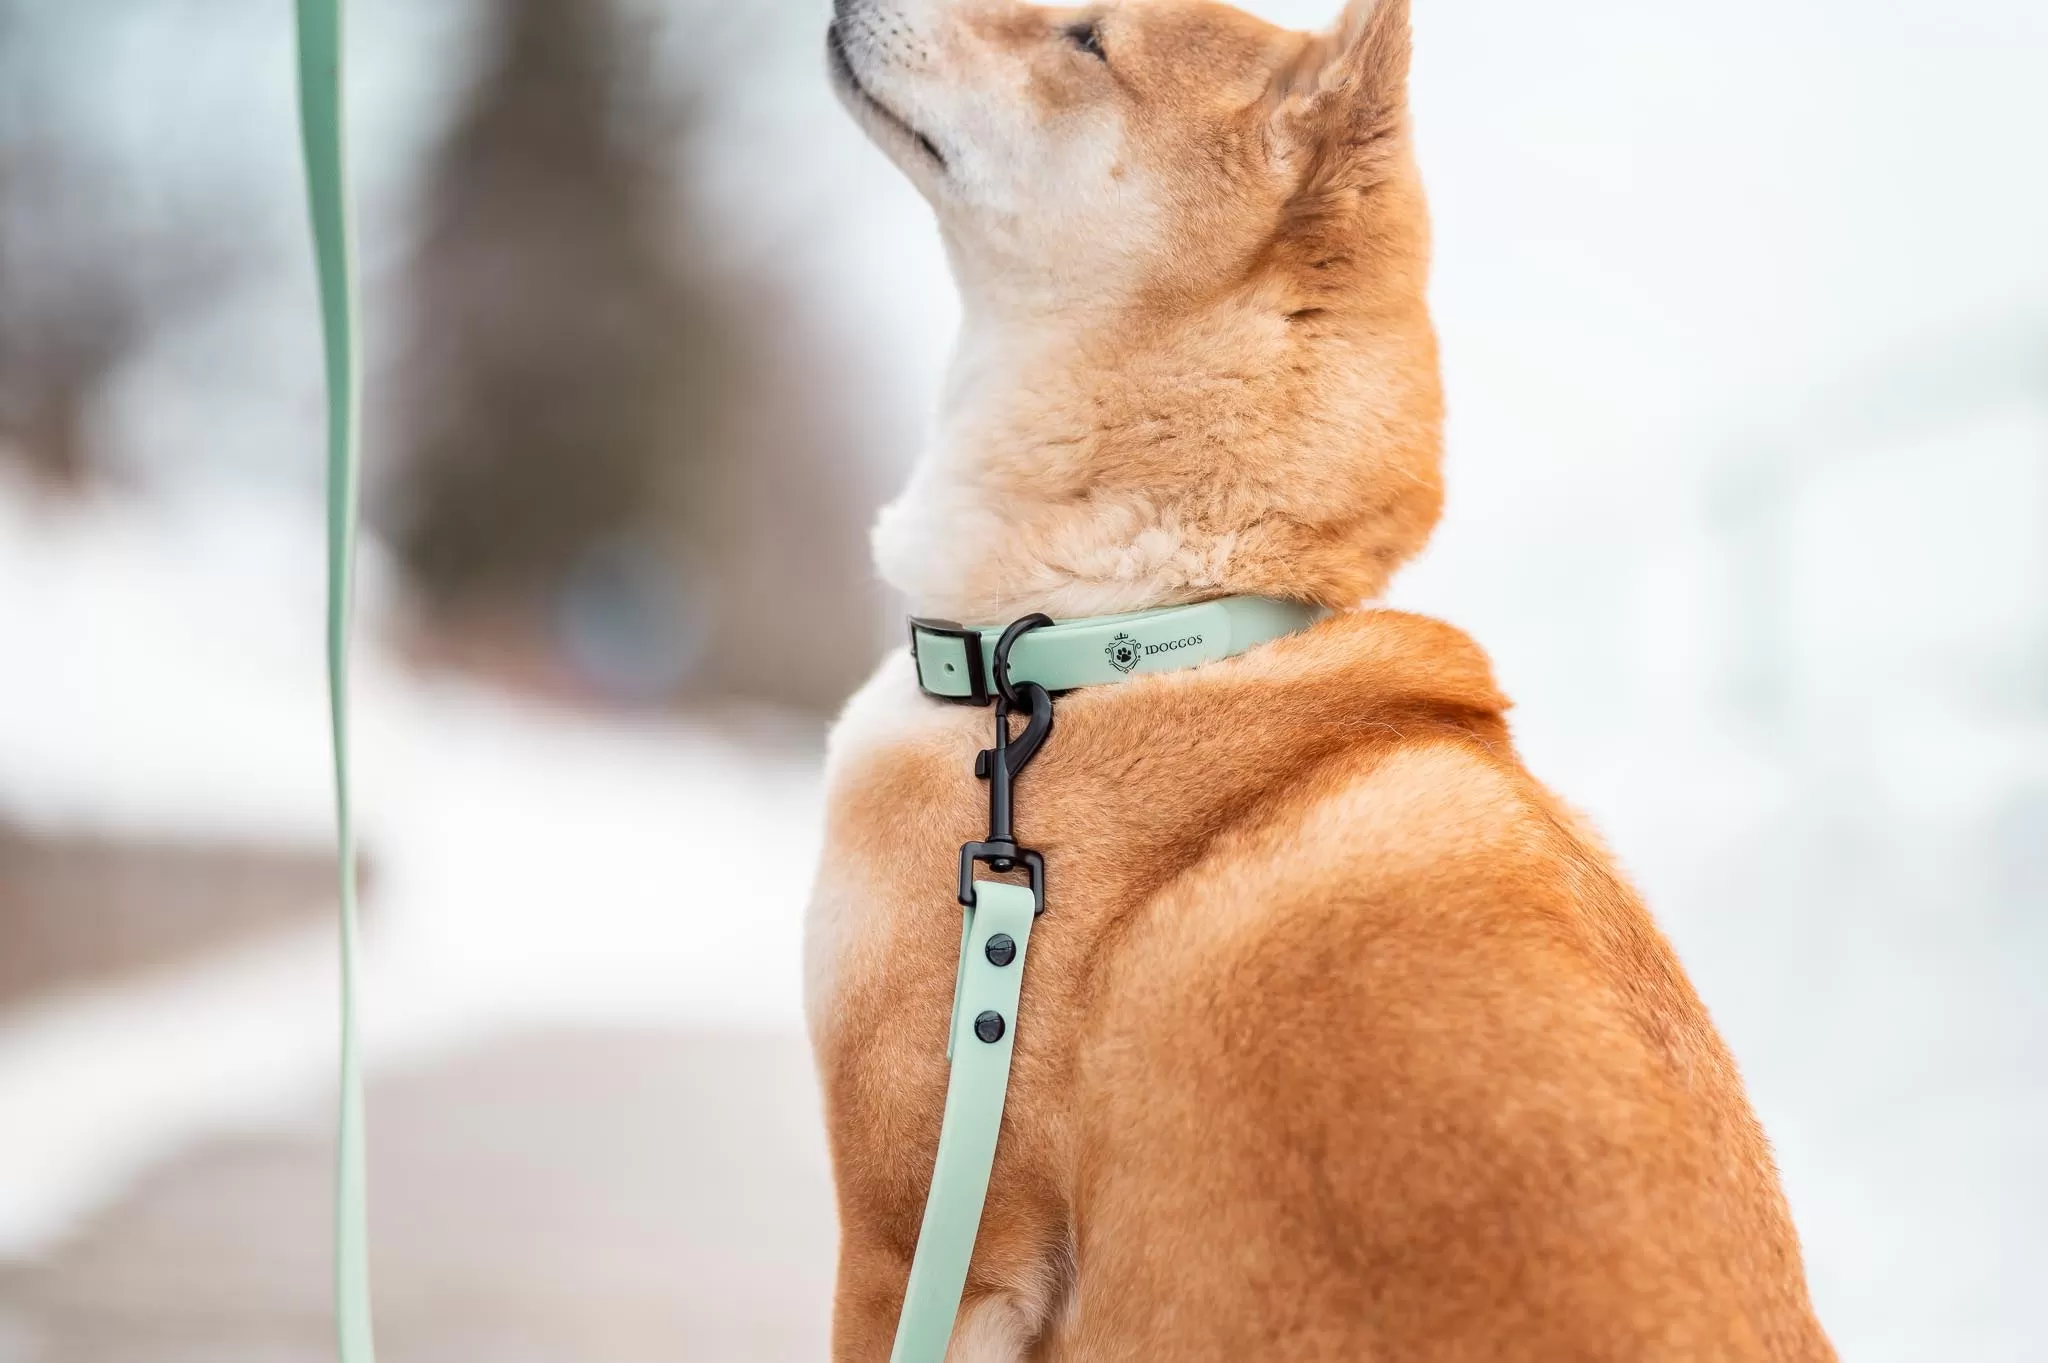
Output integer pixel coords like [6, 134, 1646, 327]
[911, 596, 1319, 704]
[295, 2, 377, 1359]
[891, 881, 1041, 1363]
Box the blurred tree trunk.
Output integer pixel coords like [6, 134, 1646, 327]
[387, 0, 715, 678]
[0, 115, 134, 489]
[386, 0, 884, 713]
[9, 372, 93, 487]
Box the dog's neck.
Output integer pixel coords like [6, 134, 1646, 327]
[875, 302, 1199, 625]
[874, 272, 1444, 628]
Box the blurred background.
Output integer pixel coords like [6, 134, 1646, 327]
[0, 0, 2042, 1359]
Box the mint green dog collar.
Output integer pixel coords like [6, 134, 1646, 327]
[910, 595, 1320, 704]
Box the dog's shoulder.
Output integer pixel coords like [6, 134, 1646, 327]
[1086, 605, 1748, 1135]
[1174, 606, 1576, 914]
[1123, 608, 1701, 1069]
[1066, 620, 1819, 1347]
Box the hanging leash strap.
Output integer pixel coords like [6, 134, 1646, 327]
[892, 619, 1055, 1363]
[892, 879, 1040, 1363]
[295, 2, 377, 1359]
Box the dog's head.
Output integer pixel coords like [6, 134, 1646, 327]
[832, 0, 1443, 617]
[828, 0, 1421, 313]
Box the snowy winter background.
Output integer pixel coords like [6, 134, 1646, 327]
[0, 1, 2043, 1360]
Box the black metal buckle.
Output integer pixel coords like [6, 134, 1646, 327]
[909, 617, 992, 706]
[959, 616, 1056, 915]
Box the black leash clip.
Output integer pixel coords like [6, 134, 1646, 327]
[959, 615, 1054, 914]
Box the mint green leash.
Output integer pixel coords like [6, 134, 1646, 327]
[295, 1, 376, 1358]
[892, 880, 1040, 1363]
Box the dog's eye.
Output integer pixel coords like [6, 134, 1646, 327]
[1065, 21, 1106, 61]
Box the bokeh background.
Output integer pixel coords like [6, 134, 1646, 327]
[1, 1, 2043, 1359]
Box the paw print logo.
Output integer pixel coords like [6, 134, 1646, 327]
[1105, 633, 1143, 674]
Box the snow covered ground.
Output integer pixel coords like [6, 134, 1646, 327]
[0, 474, 823, 1258]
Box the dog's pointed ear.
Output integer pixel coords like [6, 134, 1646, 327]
[1269, 0, 1412, 161]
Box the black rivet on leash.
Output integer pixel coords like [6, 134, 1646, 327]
[974, 1011, 1006, 1044]
[984, 933, 1017, 968]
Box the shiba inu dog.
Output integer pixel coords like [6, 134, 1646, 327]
[811, 1, 1836, 1358]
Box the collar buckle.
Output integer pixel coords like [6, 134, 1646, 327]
[909, 617, 993, 707]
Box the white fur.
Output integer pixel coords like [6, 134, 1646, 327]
[804, 649, 949, 1040]
[875, 470, 1240, 623]
[871, 306, 1244, 622]
[944, 1294, 1039, 1363]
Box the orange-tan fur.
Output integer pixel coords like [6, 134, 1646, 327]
[813, 1, 1835, 1358]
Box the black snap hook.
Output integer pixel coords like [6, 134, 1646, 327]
[959, 613, 1059, 915]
